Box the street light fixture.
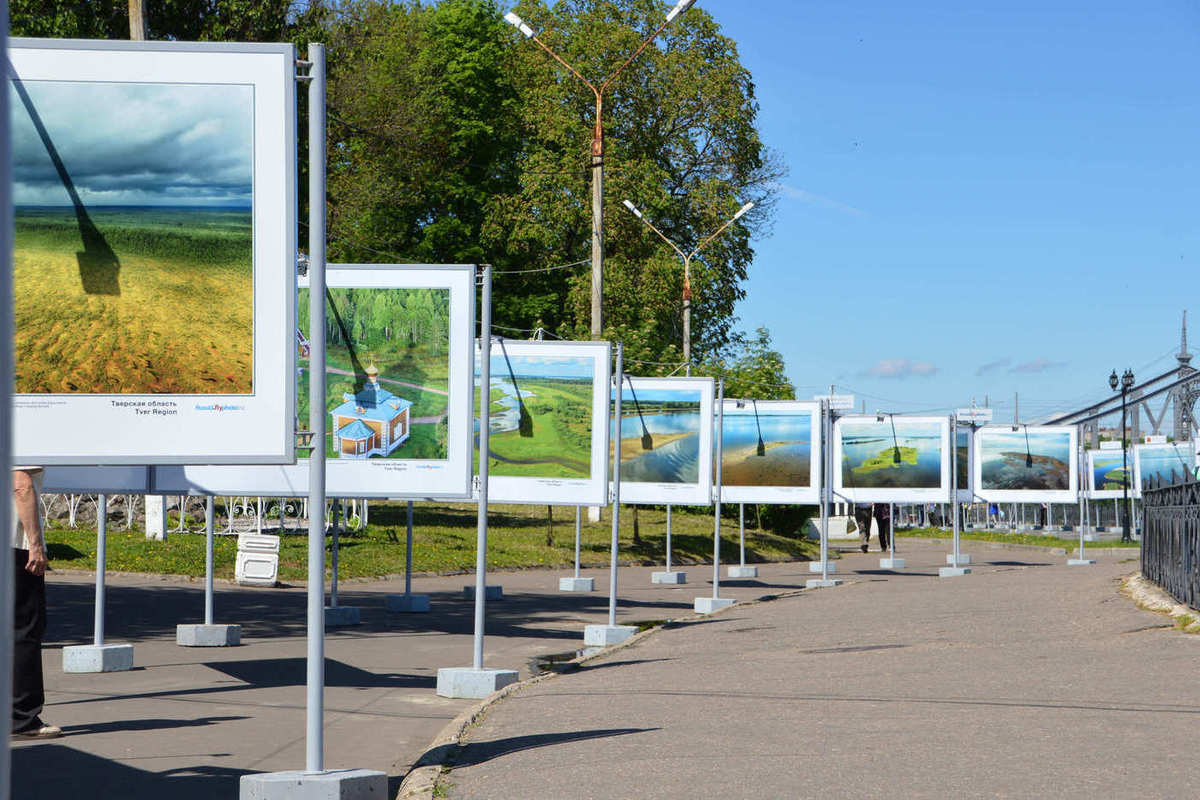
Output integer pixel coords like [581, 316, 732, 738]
[505, 2, 699, 340]
[621, 198, 753, 373]
[1109, 367, 1135, 542]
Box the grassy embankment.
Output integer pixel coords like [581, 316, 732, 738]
[14, 207, 252, 394]
[481, 378, 593, 478]
[896, 526, 1141, 548]
[42, 502, 820, 581]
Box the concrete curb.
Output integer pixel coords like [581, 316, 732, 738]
[1121, 573, 1200, 632]
[897, 536, 1141, 558]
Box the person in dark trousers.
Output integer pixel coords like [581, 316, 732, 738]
[11, 467, 59, 739]
[854, 503, 874, 553]
[872, 502, 892, 552]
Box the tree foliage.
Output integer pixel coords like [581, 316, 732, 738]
[11, 0, 297, 41]
[700, 326, 794, 401]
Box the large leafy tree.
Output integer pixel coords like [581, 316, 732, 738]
[700, 326, 794, 401]
[10, 0, 296, 40]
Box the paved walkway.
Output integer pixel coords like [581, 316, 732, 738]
[442, 544, 1200, 799]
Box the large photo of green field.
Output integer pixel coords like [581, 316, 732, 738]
[475, 348, 597, 479]
[11, 78, 255, 394]
[298, 287, 451, 460]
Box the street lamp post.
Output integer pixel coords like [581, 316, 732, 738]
[1110, 368, 1135, 542]
[621, 199, 753, 374]
[505, 1, 698, 339]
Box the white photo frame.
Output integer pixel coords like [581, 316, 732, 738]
[10, 39, 296, 465]
[833, 415, 951, 503]
[973, 425, 1078, 503]
[479, 340, 611, 506]
[718, 400, 820, 504]
[1086, 448, 1133, 500]
[613, 376, 714, 506]
[1133, 442, 1199, 495]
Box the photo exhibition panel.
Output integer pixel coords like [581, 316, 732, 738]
[833, 415, 952, 503]
[718, 400, 821, 504]
[973, 425, 1078, 504]
[613, 376, 715, 506]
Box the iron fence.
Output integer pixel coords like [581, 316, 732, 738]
[1141, 471, 1200, 608]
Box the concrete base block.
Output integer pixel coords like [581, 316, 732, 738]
[239, 768, 388, 800]
[176, 623, 241, 647]
[558, 577, 594, 592]
[584, 624, 637, 647]
[1095, 526, 1108, 532]
[463, 585, 503, 601]
[436, 667, 520, 699]
[1067, 558, 1096, 566]
[939, 567, 972, 578]
[879, 557, 905, 570]
[947, 553, 972, 565]
[1083, 534, 1097, 542]
[324, 606, 361, 627]
[62, 643, 134, 673]
[385, 594, 430, 613]
[808, 561, 837, 574]
[694, 596, 735, 614]
[805, 578, 843, 589]
[652, 570, 687, 584]
[727, 565, 758, 578]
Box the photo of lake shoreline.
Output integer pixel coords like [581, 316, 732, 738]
[612, 387, 703, 484]
[979, 429, 1071, 491]
[839, 420, 943, 489]
[721, 409, 813, 487]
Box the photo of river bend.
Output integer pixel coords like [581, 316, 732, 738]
[1089, 450, 1129, 492]
[611, 387, 702, 484]
[721, 408, 813, 487]
[839, 419, 943, 489]
[979, 428, 1070, 491]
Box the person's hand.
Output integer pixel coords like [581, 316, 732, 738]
[25, 543, 47, 577]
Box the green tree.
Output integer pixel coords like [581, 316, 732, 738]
[699, 326, 794, 400]
[11, 0, 296, 41]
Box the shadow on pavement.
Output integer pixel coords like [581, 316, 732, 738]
[431, 727, 658, 770]
[61, 715, 248, 736]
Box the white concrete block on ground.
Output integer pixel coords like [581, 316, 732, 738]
[1067, 558, 1096, 566]
[651, 571, 686, 584]
[176, 624, 241, 647]
[694, 596, 735, 614]
[436, 667, 520, 699]
[727, 566, 758, 578]
[584, 624, 637, 646]
[240, 768, 388, 800]
[805, 578, 843, 589]
[946, 553, 972, 565]
[879, 558, 905, 570]
[939, 567, 972, 578]
[808, 561, 837, 574]
[463, 585, 503, 600]
[62, 643, 134, 673]
[558, 577, 594, 592]
[324, 606, 361, 627]
[385, 594, 430, 612]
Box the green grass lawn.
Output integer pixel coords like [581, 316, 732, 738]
[43, 503, 820, 581]
[896, 526, 1141, 548]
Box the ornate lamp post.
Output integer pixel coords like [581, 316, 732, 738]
[1110, 368, 1135, 542]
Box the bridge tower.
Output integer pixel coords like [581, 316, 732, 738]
[1173, 311, 1198, 442]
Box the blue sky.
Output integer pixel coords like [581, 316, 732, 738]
[709, 0, 1200, 420]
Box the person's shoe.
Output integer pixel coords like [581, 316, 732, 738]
[860, 544, 868, 553]
[13, 720, 62, 739]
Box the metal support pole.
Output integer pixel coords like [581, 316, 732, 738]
[590, 153, 604, 338]
[712, 380, 725, 598]
[573, 506, 581, 579]
[95, 494, 107, 646]
[738, 504, 746, 568]
[330, 500, 340, 608]
[304, 42, 327, 775]
[951, 418, 960, 567]
[405, 501, 414, 597]
[607, 345, 624, 626]
[665, 504, 673, 572]
[472, 266, 493, 671]
[0, 3, 11, 776]
[820, 402, 831, 581]
[889, 503, 895, 559]
[204, 496, 214, 625]
[1120, 390, 1132, 542]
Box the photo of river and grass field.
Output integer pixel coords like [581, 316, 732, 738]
[12, 78, 255, 394]
[298, 287, 451, 460]
[979, 429, 1071, 490]
[839, 419, 944, 489]
[721, 407, 813, 487]
[475, 352, 595, 479]
[612, 387, 703, 484]
[1090, 451, 1129, 492]
[1137, 444, 1196, 488]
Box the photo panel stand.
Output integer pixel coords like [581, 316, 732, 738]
[388, 502, 431, 611]
[727, 503, 758, 578]
[62, 493, 134, 672]
[651, 504, 686, 584]
[879, 500, 904, 570]
[696, 379, 736, 612]
[941, 416, 971, 577]
[808, 400, 842, 588]
[176, 497, 242, 646]
[437, 266, 520, 699]
[325, 500, 361, 627]
[585, 345, 639, 645]
[559, 506, 595, 592]
[242, 44, 387, 799]
[0, 15, 12, 779]
[1069, 432, 1096, 565]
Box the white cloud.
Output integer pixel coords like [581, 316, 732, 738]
[1010, 359, 1067, 374]
[861, 359, 938, 379]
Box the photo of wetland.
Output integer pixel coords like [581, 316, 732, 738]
[839, 419, 944, 489]
[1137, 444, 1196, 488]
[11, 78, 255, 394]
[476, 351, 596, 479]
[978, 428, 1071, 491]
[1090, 450, 1129, 492]
[721, 406, 813, 487]
[612, 386, 703, 484]
[298, 287, 451, 460]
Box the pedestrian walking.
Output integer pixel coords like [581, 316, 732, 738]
[872, 502, 892, 552]
[853, 503, 874, 553]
